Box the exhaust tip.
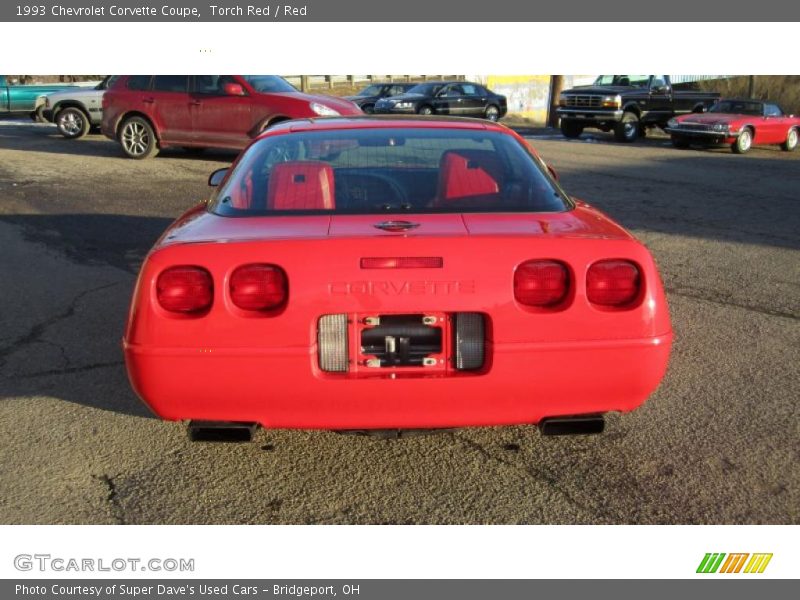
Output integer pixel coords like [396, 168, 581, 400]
[539, 415, 605, 436]
[188, 421, 258, 443]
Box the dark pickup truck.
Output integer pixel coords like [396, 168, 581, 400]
[556, 75, 720, 142]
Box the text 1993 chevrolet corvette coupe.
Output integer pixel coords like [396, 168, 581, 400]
[123, 117, 672, 441]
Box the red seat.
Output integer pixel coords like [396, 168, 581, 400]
[267, 161, 335, 210]
[436, 150, 503, 205]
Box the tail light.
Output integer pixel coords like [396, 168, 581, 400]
[156, 266, 213, 313]
[230, 264, 287, 311]
[453, 313, 485, 370]
[318, 314, 349, 372]
[587, 260, 640, 306]
[514, 260, 570, 307]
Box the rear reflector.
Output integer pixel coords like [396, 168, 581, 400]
[587, 260, 640, 306]
[453, 313, 485, 370]
[318, 314, 349, 372]
[230, 264, 287, 311]
[514, 260, 570, 307]
[156, 266, 213, 313]
[361, 257, 443, 269]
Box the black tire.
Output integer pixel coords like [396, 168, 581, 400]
[118, 116, 159, 159]
[780, 127, 798, 152]
[671, 135, 690, 149]
[731, 128, 753, 154]
[484, 104, 501, 122]
[361, 104, 375, 114]
[560, 120, 583, 139]
[55, 107, 91, 139]
[614, 111, 640, 143]
[417, 105, 434, 116]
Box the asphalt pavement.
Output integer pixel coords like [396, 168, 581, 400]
[0, 120, 797, 524]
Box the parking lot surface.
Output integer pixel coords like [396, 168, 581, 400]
[0, 120, 797, 524]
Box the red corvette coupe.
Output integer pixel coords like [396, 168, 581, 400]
[123, 117, 673, 441]
[665, 98, 799, 154]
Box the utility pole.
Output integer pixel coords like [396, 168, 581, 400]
[549, 76, 565, 128]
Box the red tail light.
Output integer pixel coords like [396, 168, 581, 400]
[156, 266, 213, 313]
[230, 264, 287, 311]
[514, 260, 570, 307]
[587, 260, 640, 306]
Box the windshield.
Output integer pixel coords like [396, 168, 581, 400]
[242, 75, 297, 93]
[210, 128, 569, 216]
[357, 85, 382, 97]
[709, 100, 763, 116]
[406, 83, 444, 96]
[593, 75, 650, 87]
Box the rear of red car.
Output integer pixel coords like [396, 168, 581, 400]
[123, 119, 672, 434]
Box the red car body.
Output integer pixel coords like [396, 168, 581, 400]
[101, 75, 361, 157]
[123, 117, 672, 435]
[666, 98, 800, 154]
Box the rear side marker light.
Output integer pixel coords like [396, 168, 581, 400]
[587, 260, 640, 307]
[361, 257, 443, 269]
[319, 314, 349, 372]
[514, 260, 570, 307]
[453, 313, 485, 370]
[156, 266, 213, 313]
[230, 264, 287, 311]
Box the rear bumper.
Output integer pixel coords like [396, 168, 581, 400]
[123, 332, 672, 429]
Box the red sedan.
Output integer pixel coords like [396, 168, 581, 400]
[666, 98, 800, 154]
[123, 117, 673, 441]
[101, 75, 362, 159]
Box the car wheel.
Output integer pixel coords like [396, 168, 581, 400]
[56, 107, 91, 139]
[614, 112, 640, 142]
[485, 105, 500, 122]
[560, 120, 583, 139]
[671, 135, 690, 149]
[418, 105, 434, 116]
[732, 128, 753, 154]
[362, 104, 375, 114]
[119, 116, 159, 159]
[780, 127, 798, 152]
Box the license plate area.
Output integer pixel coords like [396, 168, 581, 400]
[357, 313, 448, 373]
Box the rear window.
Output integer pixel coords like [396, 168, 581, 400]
[210, 128, 570, 216]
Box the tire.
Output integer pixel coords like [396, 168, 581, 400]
[484, 104, 501, 122]
[731, 128, 753, 154]
[118, 116, 159, 159]
[55, 107, 91, 139]
[780, 127, 798, 152]
[417, 105, 434, 116]
[560, 120, 583, 139]
[362, 104, 375, 114]
[671, 135, 690, 149]
[614, 112, 640, 142]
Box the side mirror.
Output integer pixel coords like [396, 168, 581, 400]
[208, 168, 229, 187]
[652, 85, 670, 94]
[547, 164, 559, 181]
[222, 82, 246, 96]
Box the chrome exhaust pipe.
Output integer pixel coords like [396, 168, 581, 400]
[188, 421, 258, 442]
[539, 415, 605, 436]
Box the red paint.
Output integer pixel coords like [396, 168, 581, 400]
[123, 119, 673, 429]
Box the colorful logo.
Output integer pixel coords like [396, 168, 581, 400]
[697, 553, 773, 574]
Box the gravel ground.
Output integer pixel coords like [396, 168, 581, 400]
[0, 119, 797, 524]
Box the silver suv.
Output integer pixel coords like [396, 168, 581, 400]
[43, 76, 115, 139]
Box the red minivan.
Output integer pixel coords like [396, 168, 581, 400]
[101, 75, 362, 159]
